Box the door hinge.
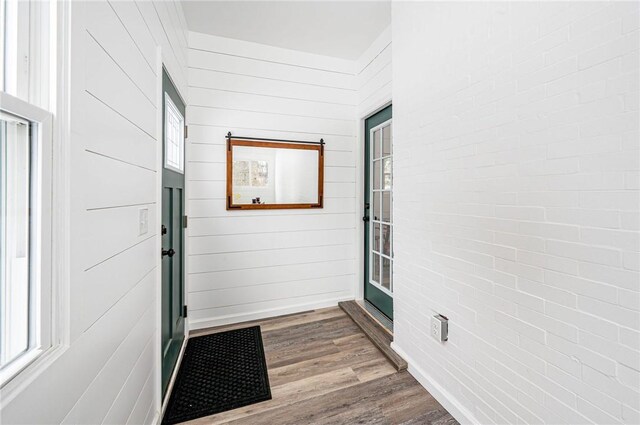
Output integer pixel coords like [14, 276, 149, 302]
[183, 305, 188, 318]
[183, 215, 188, 228]
[184, 125, 188, 139]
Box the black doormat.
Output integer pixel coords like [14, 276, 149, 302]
[162, 326, 272, 425]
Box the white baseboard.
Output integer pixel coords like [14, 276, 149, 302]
[188, 295, 354, 331]
[391, 342, 478, 425]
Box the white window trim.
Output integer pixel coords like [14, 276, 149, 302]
[0, 0, 70, 405]
[0, 91, 53, 388]
[1, 0, 51, 108]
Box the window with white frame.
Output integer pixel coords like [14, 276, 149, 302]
[0, 0, 54, 388]
[0, 111, 31, 368]
[164, 94, 184, 173]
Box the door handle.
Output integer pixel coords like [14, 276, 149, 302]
[362, 216, 370, 222]
[162, 248, 176, 257]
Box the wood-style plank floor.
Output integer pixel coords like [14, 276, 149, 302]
[186, 307, 458, 425]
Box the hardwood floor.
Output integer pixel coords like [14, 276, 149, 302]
[186, 307, 458, 425]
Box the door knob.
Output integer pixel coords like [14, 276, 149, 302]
[162, 248, 176, 257]
[362, 216, 370, 222]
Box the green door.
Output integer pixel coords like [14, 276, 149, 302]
[161, 68, 186, 396]
[363, 105, 393, 320]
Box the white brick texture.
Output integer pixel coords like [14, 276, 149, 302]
[392, 2, 639, 424]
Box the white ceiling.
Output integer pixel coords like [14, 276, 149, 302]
[181, 1, 391, 60]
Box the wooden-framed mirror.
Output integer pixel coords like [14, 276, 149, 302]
[226, 136, 324, 210]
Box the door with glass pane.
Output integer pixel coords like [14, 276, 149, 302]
[161, 68, 186, 396]
[363, 106, 393, 320]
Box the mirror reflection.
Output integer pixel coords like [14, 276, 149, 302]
[228, 141, 323, 209]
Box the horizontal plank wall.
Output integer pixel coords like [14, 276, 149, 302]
[186, 32, 358, 329]
[392, 2, 639, 425]
[0, 1, 188, 424]
[357, 26, 392, 118]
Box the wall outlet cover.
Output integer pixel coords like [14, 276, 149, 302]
[431, 314, 448, 342]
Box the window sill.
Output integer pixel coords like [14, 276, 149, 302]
[0, 348, 45, 388]
[0, 343, 67, 406]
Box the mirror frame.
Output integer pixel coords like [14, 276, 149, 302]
[226, 138, 324, 210]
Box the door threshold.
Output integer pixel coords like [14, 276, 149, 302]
[339, 301, 406, 371]
[360, 300, 393, 334]
[160, 336, 188, 419]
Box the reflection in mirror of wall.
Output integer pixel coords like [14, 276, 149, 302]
[226, 138, 324, 210]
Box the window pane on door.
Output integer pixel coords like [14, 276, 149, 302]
[373, 223, 380, 253]
[382, 257, 391, 290]
[0, 111, 31, 368]
[383, 158, 392, 190]
[382, 192, 391, 223]
[372, 191, 380, 221]
[372, 254, 380, 284]
[381, 225, 391, 257]
[164, 94, 184, 173]
[373, 129, 380, 159]
[373, 159, 380, 190]
[382, 125, 391, 156]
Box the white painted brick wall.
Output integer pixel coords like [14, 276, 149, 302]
[392, 2, 639, 424]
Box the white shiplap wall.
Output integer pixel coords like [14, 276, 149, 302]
[392, 2, 639, 425]
[186, 32, 358, 329]
[0, 1, 188, 424]
[357, 26, 392, 119]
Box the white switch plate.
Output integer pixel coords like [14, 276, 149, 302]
[139, 208, 148, 235]
[431, 314, 448, 342]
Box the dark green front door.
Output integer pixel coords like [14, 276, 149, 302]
[364, 105, 393, 320]
[161, 68, 186, 396]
